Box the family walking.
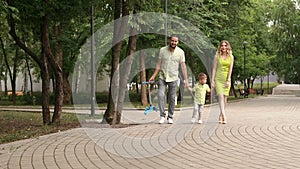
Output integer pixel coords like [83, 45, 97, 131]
[149, 35, 234, 125]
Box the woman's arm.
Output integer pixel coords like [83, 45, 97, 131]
[227, 55, 234, 81]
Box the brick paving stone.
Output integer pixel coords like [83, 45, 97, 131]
[1, 87, 300, 168]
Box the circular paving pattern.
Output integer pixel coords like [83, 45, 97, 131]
[1, 95, 300, 169]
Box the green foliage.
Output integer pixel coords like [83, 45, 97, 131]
[96, 92, 109, 103]
[217, 0, 274, 84]
[2, 0, 299, 118]
[268, 0, 300, 83]
[127, 91, 141, 102]
[167, 0, 228, 36]
[72, 92, 110, 104]
[157, 0, 275, 86]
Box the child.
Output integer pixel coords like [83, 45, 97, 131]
[188, 73, 211, 124]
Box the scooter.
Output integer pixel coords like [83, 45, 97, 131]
[141, 81, 158, 115]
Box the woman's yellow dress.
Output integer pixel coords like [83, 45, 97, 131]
[215, 55, 232, 96]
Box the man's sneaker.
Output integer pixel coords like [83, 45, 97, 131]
[198, 120, 203, 124]
[168, 118, 174, 124]
[191, 118, 196, 123]
[159, 117, 165, 124]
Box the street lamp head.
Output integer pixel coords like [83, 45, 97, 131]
[243, 41, 247, 47]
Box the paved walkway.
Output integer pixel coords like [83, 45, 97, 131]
[1, 86, 300, 168]
[272, 83, 300, 95]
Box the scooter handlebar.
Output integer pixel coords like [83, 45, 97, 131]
[141, 81, 154, 85]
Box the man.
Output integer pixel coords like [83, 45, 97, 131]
[149, 34, 189, 124]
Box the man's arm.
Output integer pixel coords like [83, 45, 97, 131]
[181, 62, 189, 87]
[149, 59, 162, 83]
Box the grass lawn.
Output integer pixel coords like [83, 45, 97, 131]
[0, 111, 102, 144]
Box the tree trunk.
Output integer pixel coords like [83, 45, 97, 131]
[42, 16, 64, 125]
[177, 77, 184, 103]
[4, 70, 7, 95]
[247, 77, 251, 91]
[25, 55, 34, 95]
[103, 0, 121, 125]
[104, 44, 120, 124]
[117, 24, 138, 123]
[1, 36, 12, 102]
[63, 73, 72, 105]
[0, 36, 12, 99]
[52, 71, 63, 124]
[41, 8, 64, 125]
[11, 47, 20, 105]
[178, 50, 192, 102]
[177, 63, 184, 103]
[52, 24, 64, 122]
[140, 50, 148, 106]
[103, 0, 130, 125]
[23, 61, 28, 94]
[41, 57, 51, 125]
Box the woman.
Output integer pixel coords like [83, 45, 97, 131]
[211, 40, 234, 124]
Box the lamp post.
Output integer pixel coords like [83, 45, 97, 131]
[267, 62, 270, 94]
[243, 41, 247, 98]
[164, 0, 168, 45]
[90, 5, 95, 116]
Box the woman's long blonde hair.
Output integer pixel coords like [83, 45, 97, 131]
[216, 40, 232, 56]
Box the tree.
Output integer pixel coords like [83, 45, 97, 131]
[102, 0, 166, 124]
[103, 0, 131, 124]
[0, 1, 14, 95]
[3, 43, 22, 104]
[139, 50, 148, 106]
[6, 0, 96, 124]
[6, 0, 54, 124]
[41, 0, 64, 124]
[268, 0, 300, 83]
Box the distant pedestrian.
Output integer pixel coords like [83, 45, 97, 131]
[188, 73, 210, 124]
[211, 40, 234, 124]
[149, 34, 189, 124]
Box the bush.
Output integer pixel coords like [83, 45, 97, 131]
[128, 91, 141, 102]
[72, 92, 92, 104]
[96, 92, 109, 103]
[95, 91, 141, 103]
[73, 92, 110, 104]
[1, 90, 144, 106]
[23, 92, 35, 105]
